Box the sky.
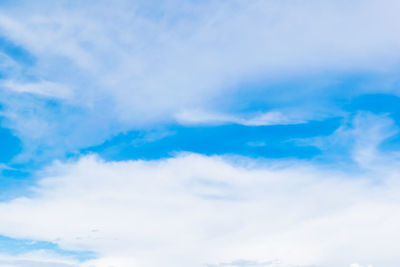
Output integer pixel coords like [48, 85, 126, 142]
[0, 0, 400, 266]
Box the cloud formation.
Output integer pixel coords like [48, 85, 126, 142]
[0, 148, 399, 266]
[1, 0, 400, 156]
[174, 110, 306, 126]
[0, 2, 399, 266]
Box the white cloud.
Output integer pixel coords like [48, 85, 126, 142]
[0, 251, 79, 267]
[0, 150, 398, 267]
[1, 0, 400, 153]
[174, 110, 306, 126]
[0, 3, 399, 266]
[1, 80, 73, 99]
[300, 112, 400, 166]
[349, 264, 373, 267]
[0, 163, 14, 170]
[207, 259, 311, 267]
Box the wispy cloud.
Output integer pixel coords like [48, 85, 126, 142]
[0, 0, 400, 156]
[0, 163, 14, 170]
[174, 110, 306, 126]
[1, 80, 73, 99]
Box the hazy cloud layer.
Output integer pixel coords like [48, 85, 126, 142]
[1, 0, 400, 156]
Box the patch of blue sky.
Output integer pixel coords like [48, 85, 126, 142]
[0, 36, 35, 67]
[0, 180, 29, 202]
[0, 235, 96, 262]
[345, 93, 400, 116]
[0, 165, 33, 201]
[0, 116, 21, 163]
[83, 117, 342, 161]
[0, 116, 32, 200]
[221, 71, 400, 117]
[0, 0, 22, 8]
[81, 91, 400, 165]
[0, 35, 36, 80]
[348, 94, 400, 152]
[1, 75, 399, 163]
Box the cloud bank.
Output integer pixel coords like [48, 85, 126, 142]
[0, 150, 399, 267]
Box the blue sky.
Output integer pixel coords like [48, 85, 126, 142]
[1, 1, 400, 266]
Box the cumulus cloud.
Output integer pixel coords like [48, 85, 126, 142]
[1, 0, 400, 155]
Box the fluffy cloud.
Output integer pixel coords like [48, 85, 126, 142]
[1, 0, 400, 155]
[0, 150, 399, 266]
